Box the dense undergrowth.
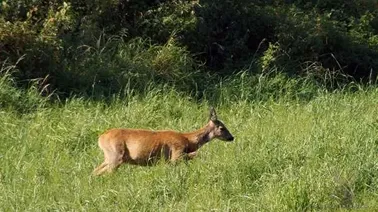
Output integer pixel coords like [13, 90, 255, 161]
[1, 0, 378, 98]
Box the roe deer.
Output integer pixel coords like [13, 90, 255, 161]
[93, 107, 234, 175]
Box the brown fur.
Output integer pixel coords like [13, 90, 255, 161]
[93, 108, 234, 176]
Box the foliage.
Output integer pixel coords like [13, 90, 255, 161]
[190, 0, 275, 72]
[271, 5, 378, 80]
[137, 0, 198, 43]
[1, 0, 378, 97]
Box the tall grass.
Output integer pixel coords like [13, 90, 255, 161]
[55, 35, 202, 98]
[0, 59, 49, 113]
[1, 72, 378, 210]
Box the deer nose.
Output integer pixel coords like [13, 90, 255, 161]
[228, 136, 234, 141]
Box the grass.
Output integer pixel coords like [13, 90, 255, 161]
[1, 86, 378, 211]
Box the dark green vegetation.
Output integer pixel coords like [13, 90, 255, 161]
[1, 1, 378, 211]
[1, 0, 378, 98]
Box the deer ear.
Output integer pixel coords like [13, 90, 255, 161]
[209, 107, 218, 121]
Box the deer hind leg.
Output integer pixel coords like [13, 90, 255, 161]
[93, 161, 108, 176]
[103, 145, 126, 174]
[93, 144, 126, 175]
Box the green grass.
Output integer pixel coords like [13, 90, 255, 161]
[1, 88, 378, 211]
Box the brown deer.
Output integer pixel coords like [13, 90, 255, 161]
[93, 107, 234, 175]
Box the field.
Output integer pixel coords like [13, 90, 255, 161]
[2, 1, 378, 211]
[1, 86, 378, 211]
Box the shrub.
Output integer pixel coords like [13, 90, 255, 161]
[189, 0, 276, 72]
[1, 0, 378, 99]
[262, 4, 378, 81]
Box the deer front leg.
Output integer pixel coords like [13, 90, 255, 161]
[170, 147, 186, 164]
[185, 151, 197, 160]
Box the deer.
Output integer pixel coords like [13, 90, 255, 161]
[92, 107, 234, 175]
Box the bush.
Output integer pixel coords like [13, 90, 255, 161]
[266, 5, 378, 81]
[0, 1, 203, 98]
[0, 1, 75, 89]
[188, 0, 276, 72]
[137, 0, 197, 44]
[1, 0, 378, 99]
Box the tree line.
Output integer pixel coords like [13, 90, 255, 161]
[1, 0, 377, 97]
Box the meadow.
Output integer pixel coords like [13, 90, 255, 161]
[1, 82, 378, 211]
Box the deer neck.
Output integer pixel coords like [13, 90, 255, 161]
[184, 123, 214, 150]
